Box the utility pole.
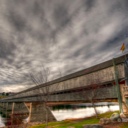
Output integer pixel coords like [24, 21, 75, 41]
[113, 58, 122, 113]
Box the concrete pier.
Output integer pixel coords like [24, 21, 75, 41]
[30, 102, 56, 122]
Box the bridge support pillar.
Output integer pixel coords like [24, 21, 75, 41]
[10, 102, 29, 125]
[26, 102, 56, 123]
[5, 102, 13, 118]
[0, 102, 4, 114]
[0, 102, 29, 125]
[120, 85, 128, 116]
[0, 102, 8, 117]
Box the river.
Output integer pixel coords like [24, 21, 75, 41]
[52, 104, 119, 121]
[0, 103, 119, 127]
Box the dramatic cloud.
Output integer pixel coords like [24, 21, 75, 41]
[0, 0, 128, 92]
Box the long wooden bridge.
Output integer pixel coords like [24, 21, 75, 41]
[0, 54, 128, 123]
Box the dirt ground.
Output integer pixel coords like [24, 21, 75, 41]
[103, 124, 121, 128]
[103, 122, 128, 128]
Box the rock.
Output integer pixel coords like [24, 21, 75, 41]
[83, 124, 103, 128]
[110, 113, 120, 121]
[122, 117, 128, 122]
[99, 118, 111, 125]
[120, 113, 126, 118]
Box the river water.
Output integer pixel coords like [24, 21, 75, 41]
[0, 104, 119, 127]
[52, 104, 119, 121]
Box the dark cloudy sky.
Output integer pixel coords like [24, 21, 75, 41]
[0, 0, 128, 92]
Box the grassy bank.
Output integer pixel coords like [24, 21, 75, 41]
[29, 111, 128, 128]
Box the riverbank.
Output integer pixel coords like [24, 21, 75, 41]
[0, 104, 119, 127]
[27, 111, 128, 128]
[1, 111, 128, 128]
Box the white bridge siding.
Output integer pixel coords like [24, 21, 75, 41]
[3, 63, 125, 101]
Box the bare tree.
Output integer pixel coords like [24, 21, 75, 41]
[80, 70, 115, 118]
[84, 84, 101, 118]
[79, 73, 104, 118]
[29, 66, 52, 127]
[29, 66, 62, 127]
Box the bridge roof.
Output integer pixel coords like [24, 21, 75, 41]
[14, 54, 128, 94]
